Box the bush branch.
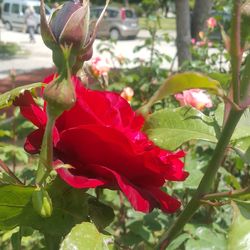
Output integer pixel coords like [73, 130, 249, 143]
[0, 159, 23, 185]
[231, 0, 242, 104]
[202, 186, 250, 200]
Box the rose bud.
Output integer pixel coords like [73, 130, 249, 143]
[49, 0, 90, 50]
[121, 87, 134, 104]
[40, 0, 110, 73]
[206, 17, 217, 30]
[32, 187, 53, 218]
[175, 89, 213, 111]
[44, 75, 76, 118]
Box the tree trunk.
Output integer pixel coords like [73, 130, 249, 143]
[124, 0, 129, 7]
[175, 0, 192, 67]
[191, 0, 213, 39]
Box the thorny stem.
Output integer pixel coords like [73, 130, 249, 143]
[231, 0, 242, 104]
[35, 116, 55, 185]
[200, 200, 230, 207]
[202, 186, 250, 200]
[0, 159, 23, 185]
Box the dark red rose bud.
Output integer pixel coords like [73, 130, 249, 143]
[50, 1, 82, 42]
[49, 0, 89, 49]
[40, 0, 110, 72]
[44, 76, 76, 118]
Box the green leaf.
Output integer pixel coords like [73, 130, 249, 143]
[143, 106, 217, 150]
[0, 180, 113, 249]
[140, 72, 224, 113]
[0, 130, 12, 138]
[184, 169, 203, 189]
[20, 179, 90, 237]
[228, 203, 250, 250]
[240, 54, 250, 107]
[11, 229, 22, 250]
[241, 3, 250, 47]
[166, 233, 189, 250]
[186, 227, 226, 250]
[144, 212, 162, 231]
[0, 82, 44, 110]
[182, 152, 204, 189]
[233, 199, 250, 220]
[120, 231, 142, 247]
[220, 168, 241, 190]
[0, 180, 89, 236]
[129, 221, 153, 242]
[0, 172, 21, 185]
[88, 199, 115, 230]
[0, 185, 34, 230]
[230, 111, 250, 163]
[60, 222, 113, 250]
[208, 72, 231, 88]
[213, 106, 250, 164]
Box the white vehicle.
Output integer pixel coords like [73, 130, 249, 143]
[1, 0, 51, 33]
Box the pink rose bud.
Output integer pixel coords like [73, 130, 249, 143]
[207, 17, 217, 29]
[191, 38, 196, 45]
[121, 87, 134, 103]
[91, 57, 111, 78]
[175, 89, 213, 111]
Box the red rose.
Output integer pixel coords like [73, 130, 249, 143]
[14, 75, 188, 213]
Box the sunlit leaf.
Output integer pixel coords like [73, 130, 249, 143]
[0, 130, 12, 138]
[0, 185, 34, 230]
[0, 82, 44, 110]
[233, 199, 250, 220]
[228, 203, 250, 250]
[230, 111, 250, 163]
[60, 222, 113, 250]
[208, 72, 231, 87]
[240, 54, 250, 107]
[185, 227, 226, 250]
[143, 106, 217, 150]
[241, 2, 250, 48]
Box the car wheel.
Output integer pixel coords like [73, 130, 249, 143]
[4, 22, 12, 31]
[128, 35, 137, 40]
[110, 28, 121, 40]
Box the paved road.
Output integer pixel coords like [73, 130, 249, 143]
[0, 26, 177, 79]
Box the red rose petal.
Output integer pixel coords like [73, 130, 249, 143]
[57, 167, 107, 188]
[24, 129, 44, 154]
[56, 125, 166, 187]
[147, 187, 181, 213]
[13, 91, 47, 128]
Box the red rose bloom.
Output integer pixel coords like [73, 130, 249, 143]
[14, 75, 188, 213]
